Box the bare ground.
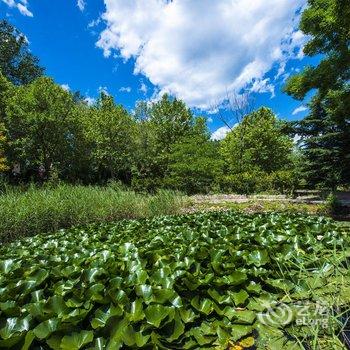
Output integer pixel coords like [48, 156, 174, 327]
[183, 193, 350, 220]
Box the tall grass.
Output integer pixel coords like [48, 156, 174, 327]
[0, 183, 186, 243]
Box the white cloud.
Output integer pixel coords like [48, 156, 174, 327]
[17, 2, 32, 16]
[84, 97, 96, 106]
[211, 126, 231, 141]
[207, 117, 213, 123]
[98, 86, 109, 95]
[119, 86, 131, 93]
[291, 30, 306, 59]
[293, 134, 302, 144]
[88, 18, 101, 28]
[275, 62, 286, 80]
[139, 81, 148, 95]
[250, 78, 275, 97]
[97, 0, 306, 109]
[77, 0, 85, 12]
[2, 0, 33, 16]
[61, 84, 70, 91]
[292, 105, 308, 115]
[2, 0, 16, 6]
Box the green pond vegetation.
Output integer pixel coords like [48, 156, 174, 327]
[0, 211, 349, 349]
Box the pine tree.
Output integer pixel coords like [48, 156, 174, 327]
[284, 0, 350, 189]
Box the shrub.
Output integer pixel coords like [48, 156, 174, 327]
[268, 170, 298, 194]
[219, 170, 297, 195]
[220, 171, 264, 194]
[322, 192, 343, 216]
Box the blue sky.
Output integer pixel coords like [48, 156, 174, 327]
[1, 0, 318, 139]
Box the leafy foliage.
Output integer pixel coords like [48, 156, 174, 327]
[284, 0, 350, 189]
[3, 77, 79, 180]
[221, 107, 293, 174]
[165, 118, 223, 194]
[284, 0, 349, 99]
[131, 95, 200, 192]
[220, 108, 296, 193]
[81, 93, 136, 183]
[0, 122, 8, 172]
[0, 20, 44, 85]
[0, 20, 301, 194]
[0, 211, 349, 349]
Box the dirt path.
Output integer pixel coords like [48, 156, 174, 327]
[190, 193, 324, 205]
[185, 193, 350, 220]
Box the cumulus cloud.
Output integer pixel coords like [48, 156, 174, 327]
[2, 0, 33, 17]
[97, 0, 306, 109]
[211, 126, 231, 141]
[292, 105, 308, 115]
[77, 0, 85, 12]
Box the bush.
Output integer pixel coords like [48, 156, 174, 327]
[268, 170, 298, 194]
[219, 170, 297, 195]
[0, 183, 186, 243]
[322, 192, 343, 216]
[220, 172, 264, 194]
[131, 176, 165, 194]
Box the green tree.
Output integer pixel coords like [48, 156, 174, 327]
[0, 122, 8, 172]
[0, 71, 13, 118]
[132, 95, 196, 191]
[83, 93, 136, 182]
[165, 117, 223, 194]
[220, 108, 295, 194]
[221, 107, 293, 174]
[148, 94, 194, 149]
[132, 117, 162, 191]
[284, 0, 350, 188]
[0, 73, 14, 174]
[3, 77, 78, 179]
[0, 20, 44, 85]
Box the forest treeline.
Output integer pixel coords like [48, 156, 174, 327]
[0, 0, 349, 194]
[0, 70, 296, 194]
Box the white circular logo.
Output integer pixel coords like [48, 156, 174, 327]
[257, 303, 294, 326]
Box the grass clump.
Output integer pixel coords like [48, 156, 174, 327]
[0, 183, 186, 243]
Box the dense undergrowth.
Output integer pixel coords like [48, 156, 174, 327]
[0, 183, 185, 243]
[0, 211, 349, 349]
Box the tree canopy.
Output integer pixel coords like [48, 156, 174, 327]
[0, 122, 8, 173]
[83, 93, 136, 182]
[284, 0, 350, 189]
[3, 77, 77, 179]
[1, 17, 344, 194]
[165, 117, 223, 194]
[221, 107, 293, 174]
[0, 20, 44, 85]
